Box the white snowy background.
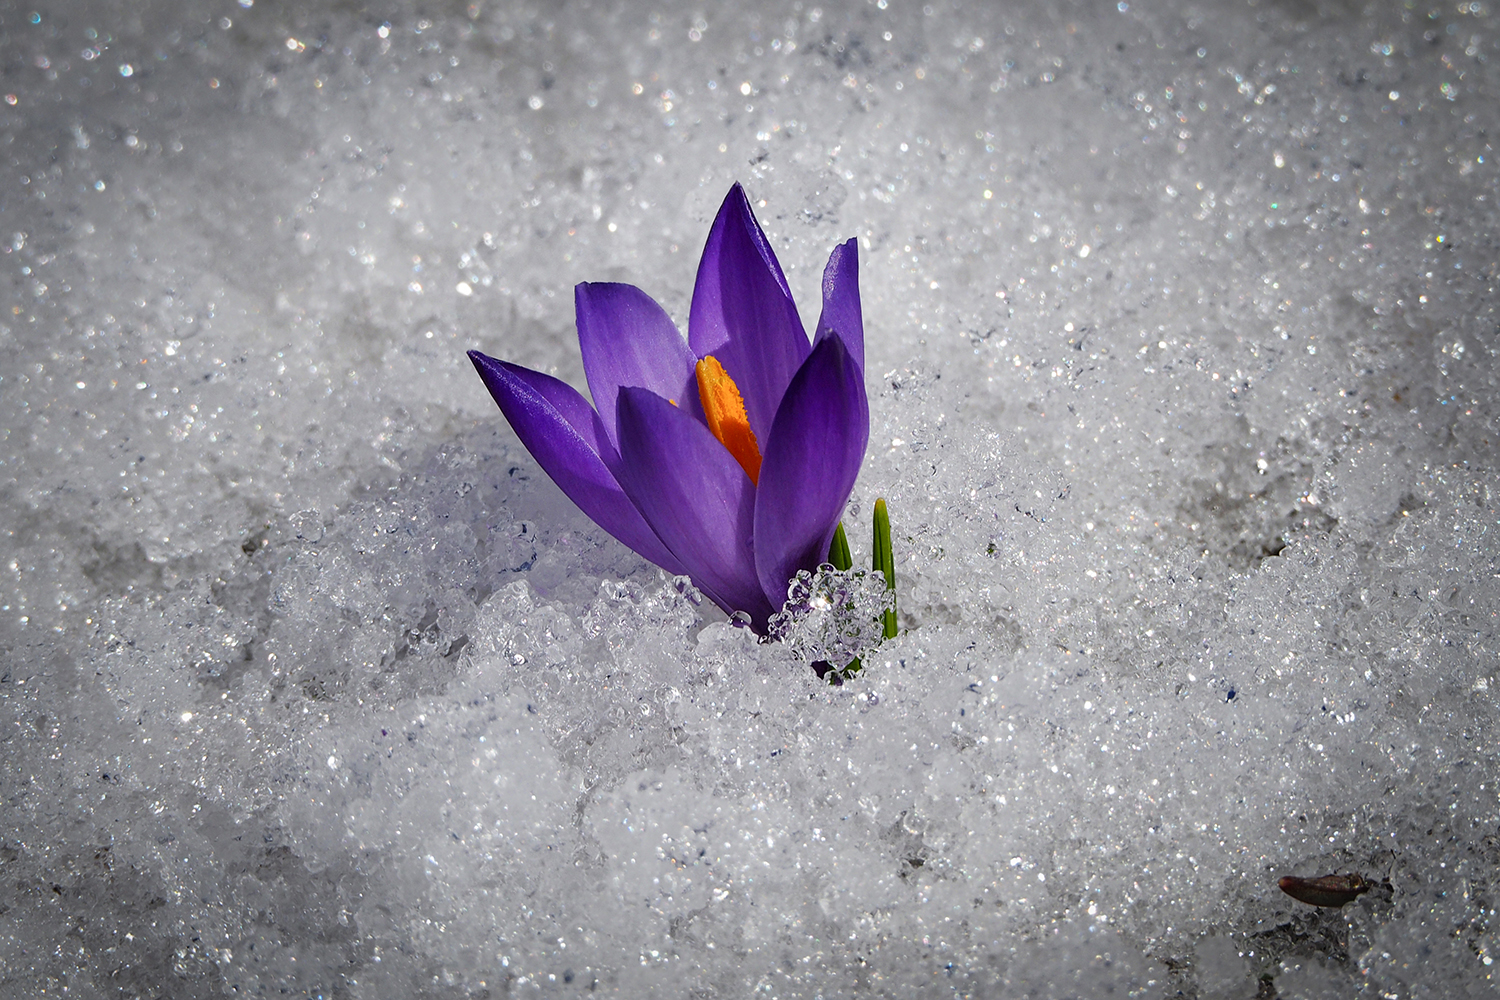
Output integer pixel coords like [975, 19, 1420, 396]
[2, 0, 1497, 996]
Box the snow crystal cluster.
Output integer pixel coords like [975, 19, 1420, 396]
[768, 564, 894, 668]
[1, 0, 1496, 997]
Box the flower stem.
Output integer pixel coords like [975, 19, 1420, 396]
[873, 498, 897, 639]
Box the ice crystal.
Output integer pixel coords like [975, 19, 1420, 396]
[767, 564, 894, 666]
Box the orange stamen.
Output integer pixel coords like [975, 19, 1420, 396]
[695, 355, 762, 484]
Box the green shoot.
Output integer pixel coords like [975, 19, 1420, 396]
[873, 498, 897, 639]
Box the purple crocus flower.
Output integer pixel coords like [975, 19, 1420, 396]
[468, 184, 868, 632]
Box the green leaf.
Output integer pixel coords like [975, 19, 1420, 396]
[823, 522, 861, 683]
[873, 498, 897, 639]
[828, 521, 852, 571]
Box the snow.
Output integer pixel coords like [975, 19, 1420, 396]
[2, 0, 1497, 995]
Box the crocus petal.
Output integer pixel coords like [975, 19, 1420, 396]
[688, 183, 810, 448]
[468, 351, 685, 575]
[812, 238, 864, 375]
[575, 282, 702, 449]
[752, 335, 870, 611]
[610, 385, 775, 627]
